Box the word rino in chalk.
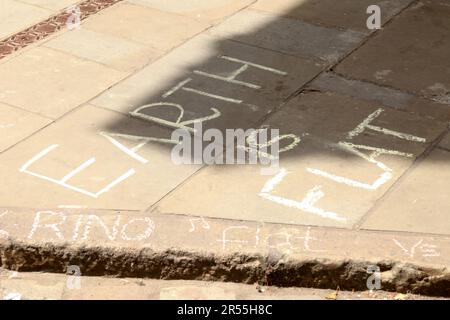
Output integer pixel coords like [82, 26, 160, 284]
[27, 211, 155, 242]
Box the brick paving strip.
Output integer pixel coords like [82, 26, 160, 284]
[0, 0, 124, 60]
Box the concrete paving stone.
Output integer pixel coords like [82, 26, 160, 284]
[81, 2, 210, 51]
[309, 72, 450, 122]
[1, 278, 64, 300]
[0, 47, 126, 119]
[91, 33, 323, 132]
[0, 103, 51, 153]
[44, 27, 162, 72]
[156, 91, 446, 228]
[18, 0, 81, 11]
[4, 270, 439, 300]
[362, 148, 450, 235]
[127, 0, 255, 24]
[251, 0, 414, 33]
[335, 0, 450, 102]
[0, 0, 52, 40]
[207, 9, 365, 63]
[159, 286, 236, 300]
[0, 104, 201, 210]
[439, 133, 450, 150]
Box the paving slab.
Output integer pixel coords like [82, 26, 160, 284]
[3, 269, 442, 300]
[336, 0, 450, 103]
[0, 105, 200, 210]
[362, 148, 450, 235]
[207, 9, 365, 63]
[18, 0, 81, 11]
[308, 72, 450, 122]
[251, 0, 413, 33]
[81, 2, 210, 51]
[0, 102, 51, 153]
[44, 27, 162, 72]
[0, 0, 52, 40]
[0, 47, 126, 119]
[1, 209, 450, 296]
[439, 133, 450, 151]
[91, 33, 324, 132]
[128, 0, 255, 24]
[156, 91, 446, 228]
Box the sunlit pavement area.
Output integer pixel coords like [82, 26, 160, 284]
[0, 0, 449, 299]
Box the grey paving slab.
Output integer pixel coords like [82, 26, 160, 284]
[3, 269, 439, 300]
[208, 9, 365, 63]
[0, 102, 51, 153]
[0, 0, 52, 40]
[0, 47, 126, 119]
[17, 0, 81, 11]
[251, 0, 413, 33]
[44, 27, 163, 72]
[309, 72, 450, 121]
[81, 2, 209, 51]
[336, 0, 450, 103]
[127, 0, 255, 24]
[156, 91, 446, 228]
[362, 148, 450, 235]
[0, 105, 200, 210]
[439, 133, 450, 151]
[91, 33, 324, 133]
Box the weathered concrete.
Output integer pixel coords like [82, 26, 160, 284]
[0, 0, 449, 299]
[0, 47, 126, 119]
[251, 0, 413, 33]
[0, 209, 450, 296]
[2, 268, 444, 300]
[44, 28, 162, 72]
[336, 0, 450, 102]
[81, 2, 210, 51]
[128, 0, 255, 24]
[156, 91, 446, 228]
[0, 102, 51, 153]
[208, 9, 365, 63]
[0, 105, 200, 209]
[308, 72, 450, 122]
[0, 0, 52, 40]
[439, 133, 450, 151]
[91, 33, 324, 132]
[362, 148, 450, 235]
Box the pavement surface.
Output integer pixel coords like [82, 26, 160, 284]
[0, 0, 449, 298]
[0, 268, 447, 300]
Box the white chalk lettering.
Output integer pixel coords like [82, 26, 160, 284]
[28, 211, 66, 240]
[130, 102, 221, 133]
[259, 168, 347, 222]
[20, 144, 135, 198]
[120, 217, 155, 241]
[347, 108, 426, 142]
[100, 131, 177, 164]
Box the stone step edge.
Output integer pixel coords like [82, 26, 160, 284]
[1, 240, 449, 298]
